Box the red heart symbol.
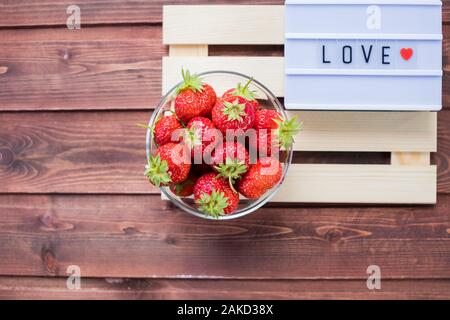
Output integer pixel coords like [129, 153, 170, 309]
[400, 48, 413, 61]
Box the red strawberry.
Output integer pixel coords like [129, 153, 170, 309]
[211, 142, 250, 191]
[211, 96, 256, 135]
[153, 114, 183, 146]
[170, 173, 197, 197]
[222, 78, 259, 111]
[237, 157, 282, 199]
[254, 109, 282, 130]
[174, 69, 217, 123]
[184, 117, 221, 161]
[145, 143, 191, 187]
[194, 172, 239, 217]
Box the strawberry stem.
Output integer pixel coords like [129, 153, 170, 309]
[214, 158, 248, 192]
[195, 189, 229, 218]
[228, 175, 237, 194]
[231, 77, 257, 101]
[137, 123, 151, 130]
[274, 116, 303, 150]
[176, 69, 204, 94]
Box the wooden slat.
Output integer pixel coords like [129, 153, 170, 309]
[437, 110, 450, 193]
[1, 277, 450, 300]
[0, 1, 286, 27]
[0, 194, 449, 278]
[0, 27, 165, 111]
[1, 111, 448, 195]
[273, 164, 436, 204]
[164, 5, 284, 45]
[163, 56, 284, 95]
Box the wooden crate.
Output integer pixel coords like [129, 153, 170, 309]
[162, 5, 437, 204]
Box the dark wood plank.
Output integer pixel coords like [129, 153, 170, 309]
[0, 194, 449, 279]
[1, 276, 450, 299]
[0, 26, 449, 110]
[0, 27, 165, 110]
[1, 0, 450, 27]
[1, 110, 448, 194]
[0, 111, 158, 193]
[438, 110, 450, 194]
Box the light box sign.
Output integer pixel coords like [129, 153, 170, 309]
[284, 0, 443, 111]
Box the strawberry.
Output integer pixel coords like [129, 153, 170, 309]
[254, 109, 282, 130]
[174, 69, 217, 123]
[145, 143, 191, 187]
[222, 78, 259, 111]
[194, 172, 239, 217]
[237, 157, 282, 199]
[184, 117, 221, 161]
[211, 96, 256, 135]
[170, 173, 197, 197]
[251, 110, 302, 155]
[211, 142, 250, 191]
[153, 114, 183, 146]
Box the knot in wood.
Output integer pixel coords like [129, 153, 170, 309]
[0, 148, 14, 166]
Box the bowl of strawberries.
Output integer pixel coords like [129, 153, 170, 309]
[145, 70, 301, 219]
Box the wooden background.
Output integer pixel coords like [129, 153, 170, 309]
[0, 0, 449, 299]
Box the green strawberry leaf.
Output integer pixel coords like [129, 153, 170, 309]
[223, 100, 247, 123]
[176, 69, 204, 94]
[195, 189, 229, 218]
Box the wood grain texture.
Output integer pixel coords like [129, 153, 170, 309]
[1, 277, 450, 300]
[169, 45, 208, 56]
[0, 194, 449, 279]
[0, 111, 157, 193]
[0, 27, 165, 110]
[1, 1, 449, 27]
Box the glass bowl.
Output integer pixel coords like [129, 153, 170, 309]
[146, 71, 293, 220]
